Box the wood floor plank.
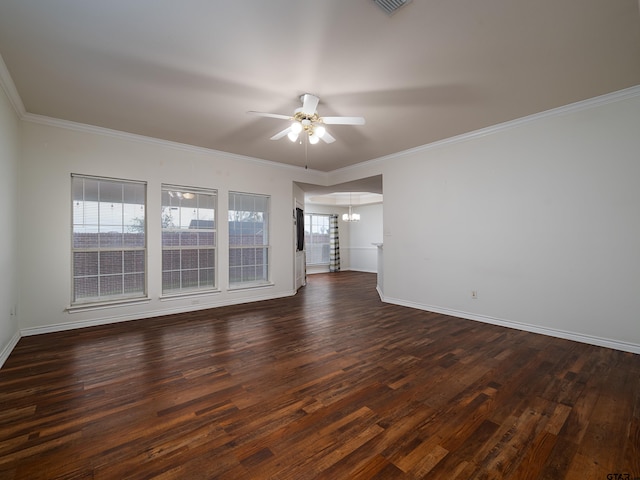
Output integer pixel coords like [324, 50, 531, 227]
[1, 271, 639, 479]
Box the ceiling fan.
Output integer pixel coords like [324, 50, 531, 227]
[248, 93, 365, 145]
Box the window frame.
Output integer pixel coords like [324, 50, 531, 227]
[71, 174, 147, 306]
[161, 184, 218, 296]
[228, 191, 271, 289]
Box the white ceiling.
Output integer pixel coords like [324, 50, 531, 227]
[1, 0, 639, 176]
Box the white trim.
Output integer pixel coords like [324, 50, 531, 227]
[0, 330, 21, 369]
[348, 267, 377, 274]
[380, 294, 640, 355]
[17, 287, 640, 354]
[67, 297, 152, 313]
[332, 84, 640, 175]
[4, 49, 636, 180]
[306, 265, 330, 274]
[307, 267, 375, 274]
[22, 112, 323, 175]
[22, 290, 296, 337]
[0, 54, 26, 117]
[162, 183, 218, 196]
[71, 172, 147, 185]
[227, 282, 275, 292]
[160, 289, 221, 301]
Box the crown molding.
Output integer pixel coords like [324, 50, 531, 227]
[0, 53, 322, 175]
[0, 54, 26, 117]
[333, 84, 640, 175]
[3, 48, 638, 178]
[21, 112, 325, 175]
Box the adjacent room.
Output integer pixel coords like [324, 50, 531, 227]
[1, 1, 639, 478]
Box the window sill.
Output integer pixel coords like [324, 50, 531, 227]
[160, 289, 221, 301]
[67, 297, 151, 313]
[228, 282, 274, 292]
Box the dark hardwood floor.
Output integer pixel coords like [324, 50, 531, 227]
[1, 271, 639, 479]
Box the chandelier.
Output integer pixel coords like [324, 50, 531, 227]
[342, 193, 360, 222]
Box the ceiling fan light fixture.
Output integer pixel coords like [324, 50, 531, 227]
[249, 93, 364, 147]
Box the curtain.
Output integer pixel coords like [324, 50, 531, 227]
[296, 207, 304, 251]
[329, 214, 340, 272]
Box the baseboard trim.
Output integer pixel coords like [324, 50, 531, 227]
[14, 289, 639, 355]
[306, 268, 376, 275]
[21, 290, 297, 337]
[348, 268, 377, 274]
[0, 330, 21, 369]
[381, 295, 640, 355]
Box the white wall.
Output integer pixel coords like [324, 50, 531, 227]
[6, 77, 640, 357]
[17, 120, 325, 334]
[0, 78, 20, 366]
[347, 203, 383, 273]
[346, 89, 640, 352]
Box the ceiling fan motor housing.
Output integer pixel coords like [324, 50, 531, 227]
[248, 92, 363, 145]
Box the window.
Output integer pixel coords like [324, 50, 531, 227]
[304, 213, 331, 265]
[228, 192, 270, 287]
[72, 175, 146, 304]
[161, 185, 217, 294]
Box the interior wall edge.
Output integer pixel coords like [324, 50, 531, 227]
[0, 331, 21, 369]
[0, 53, 25, 117]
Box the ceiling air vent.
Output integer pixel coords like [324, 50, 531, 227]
[373, 0, 412, 15]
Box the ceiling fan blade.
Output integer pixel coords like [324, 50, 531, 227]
[247, 111, 292, 121]
[300, 94, 320, 115]
[270, 127, 291, 140]
[321, 116, 366, 125]
[320, 131, 336, 144]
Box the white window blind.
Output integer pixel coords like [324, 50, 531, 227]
[228, 192, 270, 287]
[161, 185, 217, 294]
[72, 175, 146, 304]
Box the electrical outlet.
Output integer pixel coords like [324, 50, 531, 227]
[471, 291, 478, 299]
